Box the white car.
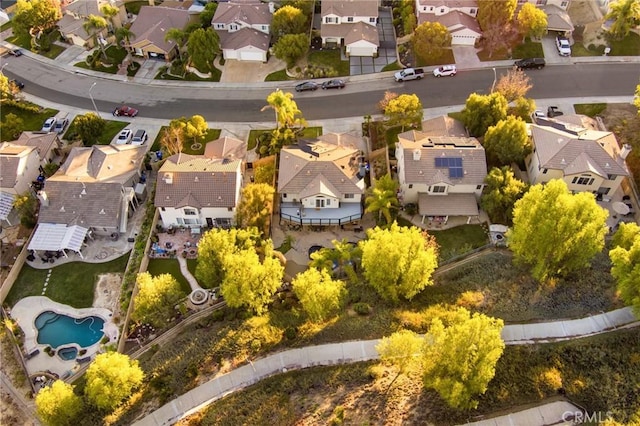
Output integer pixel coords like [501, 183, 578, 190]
[556, 36, 571, 56]
[41, 117, 56, 132]
[116, 129, 133, 144]
[433, 65, 457, 77]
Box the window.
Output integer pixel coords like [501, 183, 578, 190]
[542, 169, 548, 174]
[347, 17, 353, 22]
[536, 0, 546, 5]
[283, 194, 287, 199]
[215, 23, 224, 29]
[261, 25, 267, 31]
[184, 208, 196, 216]
[440, 8, 445, 13]
[345, 194, 354, 199]
[326, 199, 331, 206]
[184, 218, 199, 225]
[177, 218, 184, 225]
[561, 1, 568, 7]
[607, 174, 617, 180]
[476, 185, 482, 190]
[369, 17, 376, 23]
[432, 185, 446, 193]
[572, 177, 594, 185]
[316, 199, 325, 208]
[469, 8, 476, 14]
[161, 207, 165, 211]
[408, 184, 413, 189]
[228, 207, 233, 212]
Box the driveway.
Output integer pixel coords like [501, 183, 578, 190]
[350, 7, 397, 75]
[219, 56, 287, 83]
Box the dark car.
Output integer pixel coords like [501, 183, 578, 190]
[547, 106, 564, 118]
[113, 105, 139, 117]
[10, 79, 24, 90]
[514, 57, 545, 70]
[295, 81, 319, 92]
[9, 49, 23, 57]
[321, 79, 346, 90]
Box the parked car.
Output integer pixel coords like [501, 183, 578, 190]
[41, 117, 56, 132]
[556, 36, 571, 56]
[10, 79, 24, 90]
[131, 129, 148, 145]
[532, 110, 546, 120]
[321, 79, 346, 90]
[54, 118, 69, 134]
[295, 81, 319, 92]
[547, 106, 564, 117]
[8, 49, 22, 57]
[514, 57, 546, 70]
[433, 65, 457, 77]
[113, 105, 139, 117]
[394, 67, 424, 82]
[116, 129, 133, 144]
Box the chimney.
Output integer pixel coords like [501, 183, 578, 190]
[413, 149, 421, 161]
[37, 191, 49, 207]
[620, 144, 632, 160]
[164, 172, 173, 184]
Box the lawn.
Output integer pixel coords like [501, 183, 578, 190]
[247, 127, 323, 153]
[511, 38, 544, 59]
[573, 32, 640, 57]
[150, 128, 222, 154]
[4, 254, 130, 308]
[146, 258, 198, 295]
[65, 117, 129, 146]
[415, 49, 455, 67]
[74, 46, 129, 74]
[0, 104, 59, 141]
[574, 103, 607, 117]
[7, 30, 65, 59]
[308, 50, 350, 76]
[430, 224, 489, 260]
[264, 69, 292, 82]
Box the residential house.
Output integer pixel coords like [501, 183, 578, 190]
[416, 0, 481, 45]
[127, 6, 195, 61]
[396, 116, 487, 224]
[321, 0, 379, 57]
[28, 144, 146, 258]
[525, 116, 630, 199]
[14, 131, 61, 165]
[212, 0, 273, 62]
[0, 143, 40, 226]
[58, 0, 126, 48]
[155, 137, 246, 229]
[278, 133, 366, 226]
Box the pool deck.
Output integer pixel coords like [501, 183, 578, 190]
[10, 296, 119, 379]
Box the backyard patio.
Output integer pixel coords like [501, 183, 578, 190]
[150, 227, 202, 260]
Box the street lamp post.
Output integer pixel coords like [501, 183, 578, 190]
[88, 82, 99, 115]
[491, 67, 497, 93]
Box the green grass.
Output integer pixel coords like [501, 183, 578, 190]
[430, 224, 489, 259]
[156, 63, 222, 82]
[248, 127, 323, 152]
[0, 21, 11, 32]
[570, 43, 602, 57]
[308, 50, 350, 76]
[65, 117, 129, 145]
[574, 103, 607, 117]
[382, 61, 403, 72]
[5, 254, 130, 308]
[0, 105, 59, 141]
[7, 30, 65, 59]
[512, 38, 544, 59]
[150, 128, 222, 153]
[146, 259, 194, 295]
[572, 32, 640, 57]
[415, 49, 455, 67]
[264, 69, 292, 82]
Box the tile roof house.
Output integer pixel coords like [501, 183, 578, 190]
[14, 132, 61, 165]
[278, 133, 366, 226]
[416, 0, 481, 45]
[58, 0, 126, 48]
[321, 0, 379, 57]
[155, 137, 246, 229]
[525, 116, 630, 200]
[396, 116, 486, 223]
[0, 143, 40, 225]
[212, 0, 273, 62]
[127, 6, 195, 61]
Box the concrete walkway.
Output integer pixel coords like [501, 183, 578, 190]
[176, 256, 201, 292]
[133, 307, 639, 426]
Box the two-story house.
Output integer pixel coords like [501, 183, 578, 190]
[321, 0, 379, 57]
[127, 6, 195, 61]
[396, 116, 487, 224]
[58, 0, 126, 48]
[155, 137, 246, 229]
[278, 133, 366, 226]
[211, 0, 273, 62]
[525, 116, 630, 200]
[0, 143, 41, 226]
[415, 0, 481, 45]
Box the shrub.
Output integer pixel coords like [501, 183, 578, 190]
[352, 303, 371, 315]
[211, 309, 225, 322]
[284, 326, 297, 340]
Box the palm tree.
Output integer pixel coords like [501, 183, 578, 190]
[606, 0, 640, 40]
[164, 28, 188, 61]
[100, 4, 120, 32]
[365, 174, 399, 225]
[115, 27, 135, 48]
[83, 14, 108, 59]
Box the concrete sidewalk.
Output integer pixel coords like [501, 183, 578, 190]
[132, 307, 639, 426]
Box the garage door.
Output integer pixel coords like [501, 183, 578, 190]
[348, 46, 374, 57]
[239, 50, 264, 62]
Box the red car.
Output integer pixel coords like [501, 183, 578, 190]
[113, 105, 139, 117]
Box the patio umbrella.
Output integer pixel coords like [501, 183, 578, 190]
[612, 201, 630, 215]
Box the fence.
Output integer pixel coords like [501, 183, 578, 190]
[279, 212, 363, 227]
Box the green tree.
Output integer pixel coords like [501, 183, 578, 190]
[35, 380, 82, 426]
[13, 192, 38, 228]
[376, 329, 423, 389]
[220, 242, 284, 314]
[494, 67, 532, 102]
[365, 173, 399, 225]
[605, 0, 640, 40]
[12, 0, 61, 38]
[609, 223, 640, 315]
[477, 0, 517, 31]
[100, 4, 120, 31]
[461, 92, 508, 137]
[292, 267, 347, 321]
[1, 113, 24, 140]
[508, 97, 537, 121]
[72, 112, 106, 146]
[281, 0, 313, 16]
[183, 114, 208, 144]
[132, 272, 185, 327]
[422, 309, 505, 410]
[235, 183, 275, 236]
[384, 93, 423, 131]
[160, 125, 185, 155]
[115, 26, 135, 46]
[200, 1, 218, 28]
[83, 15, 108, 59]
[635, 83, 640, 114]
[360, 222, 438, 302]
[483, 116, 531, 166]
[271, 5, 307, 40]
[273, 33, 309, 68]
[412, 22, 452, 64]
[165, 28, 189, 61]
[187, 28, 220, 72]
[85, 352, 144, 412]
[309, 238, 361, 282]
[517, 3, 548, 41]
[253, 160, 275, 185]
[507, 179, 609, 282]
[261, 89, 307, 153]
[195, 227, 261, 288]
[480, 166, 528, 225]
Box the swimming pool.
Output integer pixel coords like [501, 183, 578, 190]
[35, 311, 105, 349]
[58, 346, 78, 361]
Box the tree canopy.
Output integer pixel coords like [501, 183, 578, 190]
[273, 33, 309, 68]
[73, 112, 106, 146]
[292, 267, 347, 321]
[309, 238, 361, 283]
[477, 0, 517, 30]
[12, 0, 61, 38]
[84, 352, 144, 412]
[83, 15, 108, 58]
[261, 90, 307, 154]
[365, 174, 399, 225]
[383, 94, 423, 131]
[200, 1, 218, 27]
[187, 28, 220, 72]
[271, 5, 308, 40]
[132, 272, 185, 327]
[360, 223, 438, 302]
[495, 67, 533, 103]
[1, 113, 24, 141]
[461, 92, 508, 137]
[412, 22, 452, 64]
[35, 380, 82, 426]
[480, 166, 528, 225]
[609, 222, 640, 315]
[235, 183, 275, 236]
[605, 0, 640, 40]
[507, 179, 609, 281]
[376, 329, 423, 388]
[517, 3, 548, 41]
[483, 116, 532, 166]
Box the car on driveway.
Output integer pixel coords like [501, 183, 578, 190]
[514, 57, 545, 70]
[116, 129, 133, 144]
[54, 118, 69, 134]
[113, 105, 138, 117]
[295, 81, 319, 92]
[131, 129, 148, 145]
[321, 79, 345, 90]
[41, 117, 56, 132]
[433, 65, 457, 77]
[556, 36, 571, 56]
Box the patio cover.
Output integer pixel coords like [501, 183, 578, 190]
[28, 223, 89, 254]
[418, 193, 479, 217]
[0, 191, 15, 221]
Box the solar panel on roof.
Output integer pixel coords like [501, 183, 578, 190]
[449, 167, 464, 178]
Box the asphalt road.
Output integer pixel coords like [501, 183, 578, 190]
[2, 56, 639, 122]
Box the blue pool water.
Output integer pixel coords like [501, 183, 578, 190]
[35, 311, 105, 349]
[58, 346, 78, 360]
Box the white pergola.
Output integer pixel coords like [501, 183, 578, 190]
[27, 223, 89, 258]
[0, 192, 15, 225]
